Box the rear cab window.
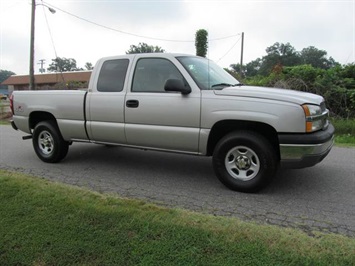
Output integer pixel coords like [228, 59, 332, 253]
[97, 59, 129, 92]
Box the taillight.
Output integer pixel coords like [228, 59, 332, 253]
[10, 94, 14, 114]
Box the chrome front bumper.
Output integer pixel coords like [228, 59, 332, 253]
[279, 123, 335, 169]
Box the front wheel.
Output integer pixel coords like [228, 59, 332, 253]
[213, 131, 278, 193]
[32, 121, 69, 163]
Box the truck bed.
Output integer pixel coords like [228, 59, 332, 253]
[12, 90, 88, 140]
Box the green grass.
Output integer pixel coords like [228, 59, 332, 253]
[331, 118, 355, 146]
[331, 118, 355, 135]
[0, 170, 354, 265]
[335, 134, 355, 147]
[0, 120, 10, 125]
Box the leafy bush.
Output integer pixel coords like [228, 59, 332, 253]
[243, 64, 355, 118]
[324, 88, 355, 118]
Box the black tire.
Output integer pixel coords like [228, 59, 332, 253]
[32, 121, 69, 163]
[213, 131, 278, 193]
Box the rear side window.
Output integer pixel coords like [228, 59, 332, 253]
[97, 59, 129, 92]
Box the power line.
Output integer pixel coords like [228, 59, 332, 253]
[41, 1, 66, 83]
[42, 1, 240, 43]
[42, 3, 59, 59]
[217, 36, 242, 63]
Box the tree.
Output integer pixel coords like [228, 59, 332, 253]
[265, 42, 297, 57]
[126, 43, 165, 54]
[0, 70, 15, 83]
[231, 58, 262, 77]
[258, 42, 301, 75]
[195, 29, 208, 57]
[300, 46, 337, 69]
[340, 63, 355, 80]
[84, 62, 93, 70]
[0, 70, 15, 91]
[47, 57, 83, 72]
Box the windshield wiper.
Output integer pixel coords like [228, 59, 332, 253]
[211, 83, 242, 89]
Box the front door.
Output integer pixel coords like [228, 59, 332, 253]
[124, 57, 201, 153]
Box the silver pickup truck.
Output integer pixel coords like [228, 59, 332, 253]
[10, 53, 334, 192]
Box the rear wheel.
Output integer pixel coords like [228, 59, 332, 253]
[213, 131, 278, 192]
[32, 121, 69, 163]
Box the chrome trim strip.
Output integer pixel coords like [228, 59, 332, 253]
[305, 109, 329, 122]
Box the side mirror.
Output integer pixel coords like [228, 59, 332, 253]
[164, 79, 191, 95]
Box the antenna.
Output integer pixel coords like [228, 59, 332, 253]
[240, 32, 244, 77]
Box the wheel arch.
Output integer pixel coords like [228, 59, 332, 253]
[29, 111, 58, 130]
[206, 120, 280, 159]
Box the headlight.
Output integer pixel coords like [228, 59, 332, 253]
[302, 104, 329, 132]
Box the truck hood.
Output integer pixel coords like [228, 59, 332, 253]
[213, 85, 324, 105]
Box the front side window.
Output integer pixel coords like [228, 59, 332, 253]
[132, 58, 184, 92]
[97, 59, 129, 92]
[177, 56, 240, 90]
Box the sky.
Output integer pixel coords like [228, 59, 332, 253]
[0, 0, 354, 75]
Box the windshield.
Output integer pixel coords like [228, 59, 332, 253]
[176, 56, 240, 90]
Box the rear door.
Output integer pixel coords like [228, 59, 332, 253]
[124, 56, 201, 153]
[86, 58, 130, 143]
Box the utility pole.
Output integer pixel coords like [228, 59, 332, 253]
[38, 59, 46, 73]
[240, 32, 244, 77]
[29, 1, 55, 89]
[29, 0, 36, 90]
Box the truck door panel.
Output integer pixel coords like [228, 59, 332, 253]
[125, 58, 200, 152]
[86, 59, 129, 143]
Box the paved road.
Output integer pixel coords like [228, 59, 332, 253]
[1, 125, 354, 237]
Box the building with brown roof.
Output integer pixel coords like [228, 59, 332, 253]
[1, 71, 91, 95]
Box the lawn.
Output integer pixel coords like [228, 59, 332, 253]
[331, 118, 355, 146]
[0, 170, 354, 265]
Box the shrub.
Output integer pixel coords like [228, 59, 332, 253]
[244, 64, 355, 118]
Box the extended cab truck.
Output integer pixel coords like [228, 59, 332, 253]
[10, 53, 334, 192]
